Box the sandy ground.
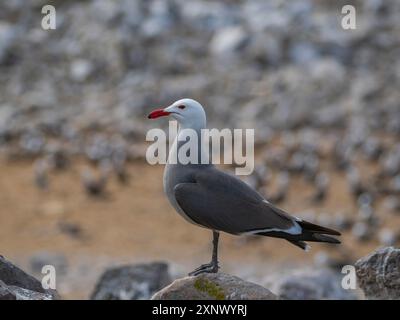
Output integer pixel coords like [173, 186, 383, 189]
[0, 156, 395, 299]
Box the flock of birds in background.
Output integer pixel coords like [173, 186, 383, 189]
[4, 119, 399, 250]
[31, 133, 131, 196]
[243, 130, 400, 248]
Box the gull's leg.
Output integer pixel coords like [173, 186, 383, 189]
[189, 231, 220, 276]
[210, 230, 219, 271]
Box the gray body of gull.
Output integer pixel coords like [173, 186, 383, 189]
[148, 98, 341, 275]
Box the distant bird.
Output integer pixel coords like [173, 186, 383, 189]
[148, 98, 341, 275]
[357, 203, 379, 227]
[268, 171, 289, 204]
[289, 151, 306, 173]
[351, 222, 372, 242]
[113, 160, 130, 185]
[303, 153, 319, 181]
[245, 165, 270, 193]
[48, 148, 69, 170]
[378, 228, 397, 246]
[384, 196, 400, 214]
[310, 172, 329, 203]
[333, 140, 352, 171]
[81, 167, 108, 197]
[332, 213, 353, 231]
[111, 149, 130, 185]
[362, 137, 384, 161]
[58, 221, 84, 240]
[346, 166, 366, 199]
[34, 158, 49, 190]
[382, 144, 400, 176]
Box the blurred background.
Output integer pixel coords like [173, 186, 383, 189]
[0, 0, 399, 299]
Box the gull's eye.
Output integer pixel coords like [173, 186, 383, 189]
[178, 105, 186, 110]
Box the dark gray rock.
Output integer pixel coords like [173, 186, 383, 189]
[266, 269, 357, 300]
[0, 280, 53, 300]
[0, 256, 58, 300]
[91, 262, 172, 300]
[0, 281, 15, 300]
[1, 255, 48, 293]
[355, 247, 400, 299]
[152, 273, 277, 300]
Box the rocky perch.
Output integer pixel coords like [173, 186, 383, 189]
[264, 268, 357, 300]
[0, 255, 59, 300]
[91, 262, 172, 300]
[2, 245, 399, 300]
[355, 246, 400, 300]
[152, 273, 278, 300]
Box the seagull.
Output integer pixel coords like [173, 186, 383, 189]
[148, 98, 341, 276]
[81, 166, 108, 197]
[34, 158, 49, 190]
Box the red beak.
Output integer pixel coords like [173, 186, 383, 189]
[148, 108, 171, 119]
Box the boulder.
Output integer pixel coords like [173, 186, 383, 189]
[265, 269, 357, 300]
[0, 255, 58, 300]
[0, 281, 15, 300]
[0, 280, 53, 300]
[90, 262, 172, 300]
[152, 273, 278, 300]
[355, 247, 400, 299]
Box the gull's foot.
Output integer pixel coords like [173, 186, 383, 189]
[188, 262, 219, 276]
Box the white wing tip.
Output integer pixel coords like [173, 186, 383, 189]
[305, 244, 311, 252]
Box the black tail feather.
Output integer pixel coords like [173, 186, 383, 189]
[291, 232, 341, 243]
[297, 219, 341, 236]
[292, 219, 341, 246]
[258, 219, 341, 251]
[286, 233, 340, 251]
[287, 240, 310, 251]
[310, 233, 341, 244]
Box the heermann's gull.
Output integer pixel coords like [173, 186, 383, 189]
[148, 98, 340, 276]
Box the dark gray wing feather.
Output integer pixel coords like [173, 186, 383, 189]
[173, 167, 298, 234]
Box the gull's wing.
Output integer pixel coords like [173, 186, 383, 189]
[173, 167, 301, 235]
